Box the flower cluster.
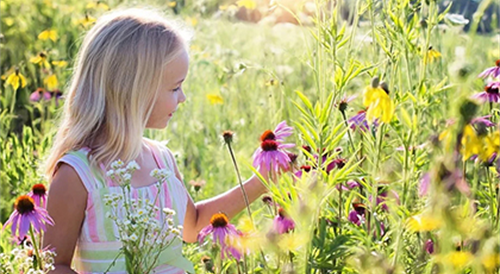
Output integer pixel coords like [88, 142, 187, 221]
[104, 160, 181, 273]
[363, 77, 395, 124]
[0, 244, 56, 274]
[1, 184, 55, 273]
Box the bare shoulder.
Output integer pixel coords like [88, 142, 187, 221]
[49, 163, 88, 200]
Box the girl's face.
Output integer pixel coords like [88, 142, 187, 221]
[146, 48, 189, 129]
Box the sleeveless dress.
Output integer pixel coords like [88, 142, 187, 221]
[56, 139, 195, 274]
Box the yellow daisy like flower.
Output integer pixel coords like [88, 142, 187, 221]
[44, 74, 58, 90]
[480, 131, 499, 163]
[5, 69, 27, 90]
[277, 233, 307, 252]
[482, 253, 500, 271]
[425, 46, 441, 64]
[236, 0, 256, 10]
[461, 125, 482, 160]
[38, 30, 58, 42]
[86, 1, 109, 10]
[76, 14, 97, 28]
[51, 60, 68, 67]
[447, 251, 473, 268]
[30, 52, 50, 69]
[407, 214, 442, 232]
[168, 1, 176, 7]
[207, 93, 224, 105]
[363, 78, 394, 124]
[185, 16, 198, 27]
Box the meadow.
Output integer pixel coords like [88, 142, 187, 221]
[1, 0, 500, 273]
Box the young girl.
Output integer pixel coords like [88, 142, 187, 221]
[43, 8, 268, 274]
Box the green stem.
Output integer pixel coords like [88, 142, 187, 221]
[226, 142, 253, 223]
[29, 226, 42, 270]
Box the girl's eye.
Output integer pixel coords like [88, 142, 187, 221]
[172, 87, 181, 92]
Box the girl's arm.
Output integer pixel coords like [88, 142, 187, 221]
[183, 174, 267, 243]
[43, 164, 87, 274]
[170, 159, 268, 243]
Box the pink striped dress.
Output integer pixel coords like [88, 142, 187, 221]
[56, 139, 194, 274]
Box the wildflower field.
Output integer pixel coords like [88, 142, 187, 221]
[1, 0, 500, 273]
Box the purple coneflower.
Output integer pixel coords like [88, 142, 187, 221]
[336, 180, 361, 191]
[472, 82, 500, 103]
[419, 173, 431, 197]
[471, 115, 496, 127]
[3, 195, 54, 239]
[29, 88, 51, 102]
[478, 60, 500, 79]
[349, 110, 379, 131]
[253, 139, 294, 173]
[348, 203, 366, 226]
[28, 184, 48, 208]
[272, 208, 295, 234]
[198, 212, 242, 260]
[294, 165, 311, 178]
[272, 121, 293, 142]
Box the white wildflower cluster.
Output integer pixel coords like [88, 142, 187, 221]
[150, 168, 173, 182]
[106, 160, 140, 185]
[104, 160, 182, 273]
[0, 244, 56, 274]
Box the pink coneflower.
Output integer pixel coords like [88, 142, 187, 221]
[472, 82, 500, 103]
[373, 187, 400, 212]
[419, 173, 431, 197]
[253, 140, 295, 173]
[349, 110, 374, 131]
[478, 60, 500, 78]
[3, 195, 54, 239]
[336, 180, 361, 191]
[348, 203, 366, 226]
[272, 121, 293, 142]
[29, 184, 48, 208]
[471, 115, 496, 127]
[294, 165, 311, 178]
[272, 208, 295, 234]
[198, 213, 242, 260]
[29, 88, 51, 102]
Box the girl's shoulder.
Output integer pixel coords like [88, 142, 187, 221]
[143, 137, 176, 165]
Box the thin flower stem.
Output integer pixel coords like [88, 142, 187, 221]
[226, 142, 253, 222]
[28, 226, 42, 270]
[341, 110, 356, 157]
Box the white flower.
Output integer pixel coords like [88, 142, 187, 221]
[111, 159, 125, 169]
[170, 228, 181, 236]
[129, 233, 138, 241]
[106, 169, 115, 177]
[162, 208, 176, 216]
[126, 160, 140, 171]
[123, 173, 132, 182]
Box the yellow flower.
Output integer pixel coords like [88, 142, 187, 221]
[277, 233, 307, 252]
[185, 16, 198, 26]
[76, 14, 97, 27]
[482, 253, 500, 271]
[86, 1, 109, 10]
[3, 17, 14, 27]
[461, 125, 482, 160]
[5, 69, 27, 90]
[407, 214, 442, 232]
[51, 60, 68, 67]
[237, 216, 256, 233]
[363, 78, 394, 124]
[168, 1, 176, 7]
[30, 52, 50, 69]
[219, 4, 228, 10]
[480, 131, 500, 162]
[446, 251, 473, 268]
[44, 74, 58, 90]
[207, 93, 224, 105]
[425, 46, 441, 64]
[38, 30, 58, 42]
[236, 0, 256, 10]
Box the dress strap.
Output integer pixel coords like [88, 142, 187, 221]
[56, 148, 104, 192]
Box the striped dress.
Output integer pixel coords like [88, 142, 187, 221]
[56, 139, 195, 274]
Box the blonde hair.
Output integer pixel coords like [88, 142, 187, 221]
[45, 8, 189, 178]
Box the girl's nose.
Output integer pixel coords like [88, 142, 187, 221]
[179, 89, 186, 103]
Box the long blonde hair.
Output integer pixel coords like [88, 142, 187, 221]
[45, 8, 189, 178]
